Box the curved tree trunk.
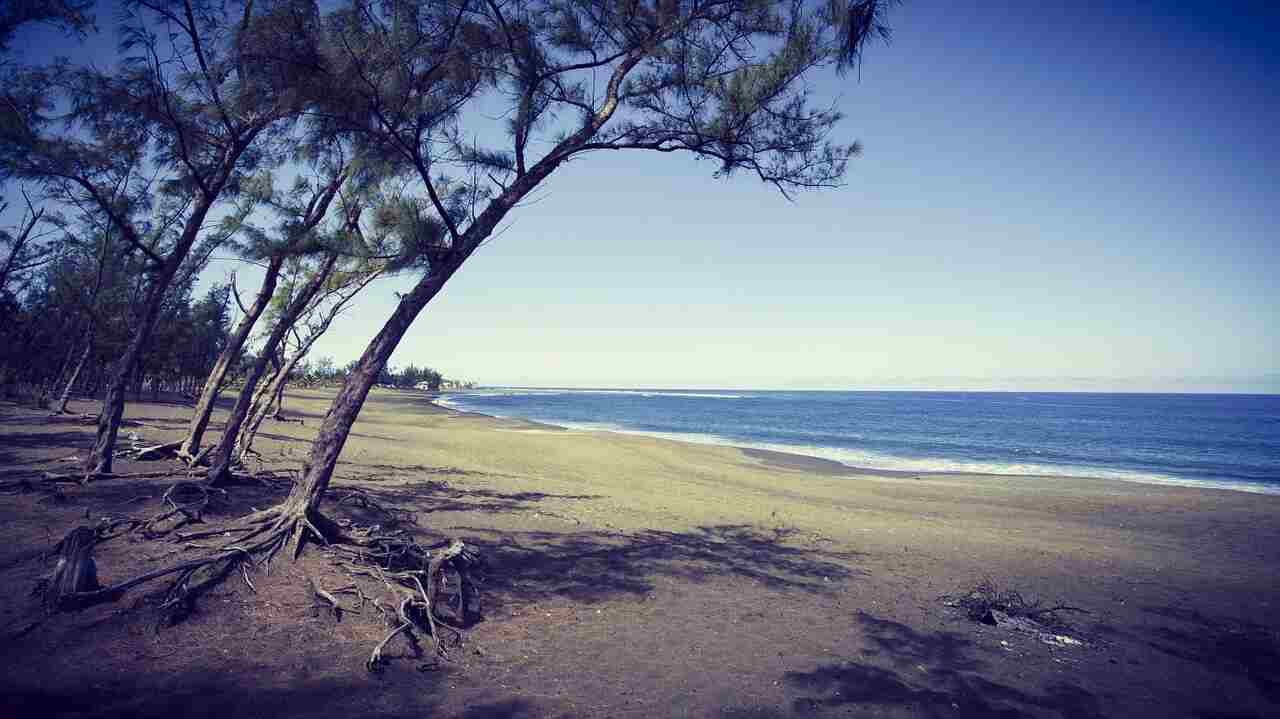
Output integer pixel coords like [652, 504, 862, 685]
[86, 246, 199, 474]
[276, 262, 460, 519]
[83, 121, 268, 475]
[205, 253, 339, 484]
[270, 380, 286, 418]
[178, 255, 285, 461]
[275, 151, 567, 534]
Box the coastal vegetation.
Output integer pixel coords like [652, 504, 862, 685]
[1, 0, 898, 678]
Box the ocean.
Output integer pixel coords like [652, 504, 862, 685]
[434, 389, 1280, 495]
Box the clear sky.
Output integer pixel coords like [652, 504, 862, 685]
[8, 1, 1280, 391]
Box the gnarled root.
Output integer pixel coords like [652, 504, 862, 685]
[42, 505, 483, 672]
[142, 481, 227, 537]
[175, 445, 214, 467]
[353, 538, 482, 671]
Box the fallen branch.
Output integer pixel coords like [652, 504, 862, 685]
[43, 470, 179, 483]
[133, 441, 183, 461]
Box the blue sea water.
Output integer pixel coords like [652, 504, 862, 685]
[435, 390, 1280, 495]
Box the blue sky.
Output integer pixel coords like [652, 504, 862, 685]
[7, 1, 1279, 391]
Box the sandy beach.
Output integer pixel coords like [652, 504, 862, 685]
[2, 388, 1278, 718]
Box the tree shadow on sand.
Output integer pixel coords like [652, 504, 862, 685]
[776, 612, 1104, 719]
[453, 524, 866, 607]
[0, 663, 455, 719]
[0, 430, 96, 478]
[1138, 605, 1280, 703]
[345, 478, 600, 518]
[339, 480, 864, 606]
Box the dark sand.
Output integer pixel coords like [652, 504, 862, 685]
[1, 389, 1277, 718]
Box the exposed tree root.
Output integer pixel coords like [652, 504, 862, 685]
[0, 470, 183, 495]
[46, 411, 98, 424]
[49, 410, 96, 420]
[37, 503, 482, 670]
[141, 481, 228, 537]
[46, 469, 179, 483]
[176, 444, 214, 467]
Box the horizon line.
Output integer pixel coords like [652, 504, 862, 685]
[460, 383, 1280, 396]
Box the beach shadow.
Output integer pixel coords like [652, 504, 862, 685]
[451, 699, 542, 718]
[1138, 605, 1280, 702]
[780, 612, 1103, 718]
[452, 523, 865, 607]
[0, 430, 95, 452]
[0, 430, 95, 477]
[335, 462, 492, 479]
[256, 431, 311, 445]
[126, 416, 192, 429]
[0, 665, 450, 719]
[350, 479, 600, 515]
[326, 480, 603, 538]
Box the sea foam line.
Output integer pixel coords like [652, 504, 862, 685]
[434, 397, 1280, 495]
[448, 388, 745, 400]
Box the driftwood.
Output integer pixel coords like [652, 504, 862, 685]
[133, 440, 183, 461]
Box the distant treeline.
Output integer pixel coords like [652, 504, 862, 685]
[0, 228, 470, 404]
[0, 230, 235, 403]
[301, 360, 473, 391]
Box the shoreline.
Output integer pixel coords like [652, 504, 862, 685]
[4, 389, 1280, 717]
[424, 393, 1280, 497]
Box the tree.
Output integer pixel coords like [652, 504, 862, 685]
[176, 156, 352, 463]
[235, 259, 385, 462]
[50, 223, 119, 413]
[278, 0, 893, 549]
[1, 0, 313, 475]
[0, 0, 94, 56]
[36, 0, 895, 660]
[0, 190, 61, 294]
[204, 247, 341, 484]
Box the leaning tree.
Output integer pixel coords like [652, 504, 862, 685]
[234, 253, 386, 464]
[273, 0, 896, 550]
[35, 0, 896, 655]
[176, 152, 354, 464]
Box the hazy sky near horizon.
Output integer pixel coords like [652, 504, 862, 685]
[8, 1, 1279, 391]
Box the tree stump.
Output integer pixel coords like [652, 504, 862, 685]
[43, 526, 101, 610]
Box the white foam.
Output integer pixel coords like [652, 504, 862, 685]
[444, 388, 744, 400]
[578, 390, 745, 399]
[432, 398, 1280, 496]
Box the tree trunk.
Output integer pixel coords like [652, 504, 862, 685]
[236, 366, 279, 457]
[55, 337, 93, 414]
[237, 348, 302, 460]
[278, 261, 461, 518]
[270, 380, 286, 418]
[178, 255, 284, 460]
[276, 147, 571, 526]
[205, 254, 339, 484]
[85, 197, 214, 476]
